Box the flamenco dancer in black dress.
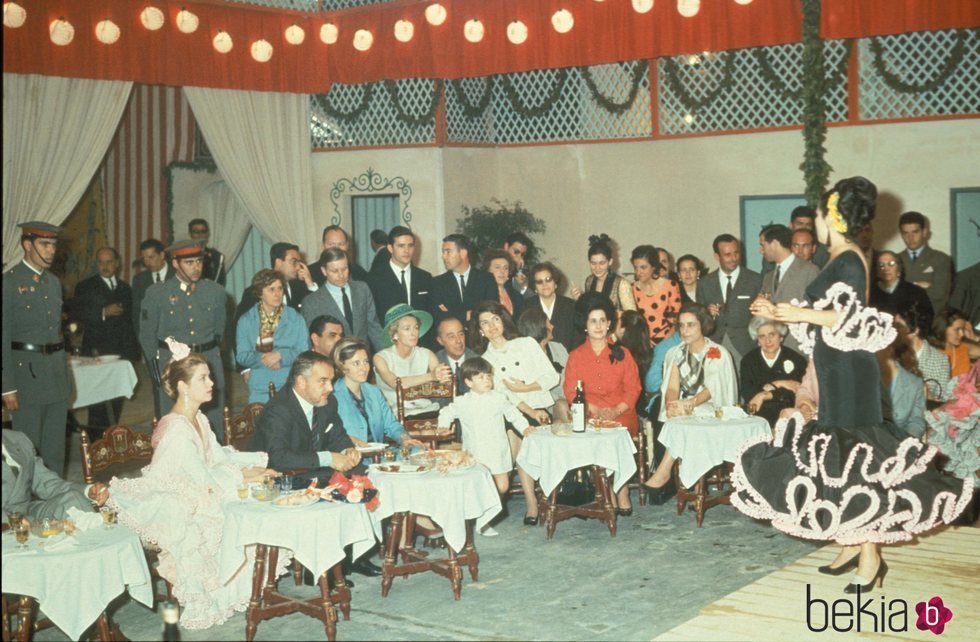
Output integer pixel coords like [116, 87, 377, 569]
[735, 177, 973, 593]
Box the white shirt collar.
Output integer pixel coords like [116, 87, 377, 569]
[292, 389, 316, 428]
[762, 348, 781, 369]
[539, 297, 555, 319]
[455, 265, 472, 281]
[21, 259, 42, 276]
[389, 259, 410, 276]
[776, 253, 795, 274]
[154, 265, 168, 281]
[102, 276, 116, 288]
[719, 266, 740, 294]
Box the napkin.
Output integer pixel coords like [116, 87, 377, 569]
[67, 507, 103, 532]
[43, 534, 78, 551]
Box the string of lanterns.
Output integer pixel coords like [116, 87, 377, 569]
[3, 1, 756, 61]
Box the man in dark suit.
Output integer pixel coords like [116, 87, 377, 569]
[525, 262, 580, 351]
[698, 234, 762, 370]
[429, 234, 498, 325]
[302, 249, 384, 351]
[757, 225, 819, 352]
[898, 211, 953, 315]
[368, 229, 391, 274]
[503, 231, 534, 298]
[309, 225, 369, 285]
[434, 317, 477, 395]
[70, 247, 140, 429]
[131, 238, 173, 336]
[189, 218, 226, 285]
[234, 242, 316, 322]
[367, 226, 432, 322]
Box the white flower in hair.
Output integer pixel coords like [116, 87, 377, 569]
[783, 360, 794, 374]
[165, 337, 191, 362]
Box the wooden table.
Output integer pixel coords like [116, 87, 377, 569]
[367, 463, 501, 601]
[538, 465, 618, 539]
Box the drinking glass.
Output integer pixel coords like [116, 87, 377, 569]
[237, 483, 249, 503]
[280, 475, 293, 492]
[100, 507, 118, 529]
[7, 511, 23, 530]
[383, 448, 397, 462]
[399, 445, 412, 461]
[14, 523, 29, 549]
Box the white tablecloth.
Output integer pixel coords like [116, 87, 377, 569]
[220, 498, 376, 581]
[367, 465, 502, 552]
[1, 525, 153, 640]
[69, 357, 138, 409]
[659, 415, 771, 488]
[516, 428, 637, 496]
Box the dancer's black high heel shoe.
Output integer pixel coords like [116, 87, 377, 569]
[818, 552, 860, 575]
[644, 478, 676, 506]
[843, 559, 888, 594]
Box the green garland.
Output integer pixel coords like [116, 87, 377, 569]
[580, 60, 648, 115]
[799, 0, 831, 208]
[313, 84, 375, 123]
[661, 52, 736, 114]
[500, 70, 568, 119]
[383, 79, 443, 127]
[870, 29, 970, 94]
[449, 77, 495, 119]
[754, 40, 851, 102]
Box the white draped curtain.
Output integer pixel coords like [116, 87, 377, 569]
[201, 181, 253, 267]
[2, 73, 133, 266]
[183, 87, 319, 262]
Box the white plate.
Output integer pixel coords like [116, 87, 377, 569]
[356, 443, 386, 453]
[369, 463, 429, 475]
[272, 493, 319, 508]
[97, 354, 121, 362]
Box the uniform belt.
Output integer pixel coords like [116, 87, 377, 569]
[11, 341, 65, 355]
[158, 339, 218, 353]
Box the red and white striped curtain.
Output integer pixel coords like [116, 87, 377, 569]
[101, 84, 195, 282]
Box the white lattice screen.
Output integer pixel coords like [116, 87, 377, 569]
[858, 29, 980, 121]
[306, 29, 976, 149]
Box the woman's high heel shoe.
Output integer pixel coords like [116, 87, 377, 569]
[645, 479, 676, 506]
[523, 514, 539, 526]
[818, 552, 860, 575]
[843, 560, 888, 594]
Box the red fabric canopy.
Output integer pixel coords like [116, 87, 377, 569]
[3, 0, 977, 93]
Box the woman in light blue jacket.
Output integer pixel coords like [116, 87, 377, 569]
[235, 269, 309, 403]
[332, 338, 424, 448]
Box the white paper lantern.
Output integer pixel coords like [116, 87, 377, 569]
[425, 3, 447, 26]
[633, 0, 654, 14]
[551, 9, 573, 34]
[735, 0, 754, 5]
[683, 113, 695, 124]
[213, 30, 233, 53]
[49, 18, 74, 46]
[506, 21, 527, 45]
[3, 2, 27, 29]
[251, 39, 273, 62]
[176, 9, 198, 34]
[320, 23, 338, 44]
[353, 29, 373, 52]
[463, 19, 484, 43]
[394, 19, 414, 43]
[677, 0, 700, 17]
[285, 24, 305, 45]
[95, 19, 120, 44]
[140, 6, 164, 31]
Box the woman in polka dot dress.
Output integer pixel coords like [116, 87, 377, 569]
[630, 245, 682, 345]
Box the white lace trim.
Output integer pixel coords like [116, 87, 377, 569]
[786, 283, 896, 357]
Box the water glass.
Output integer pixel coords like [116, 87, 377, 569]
[399, 445, 412, 461]
[280, 475, 293, 492]
[7, 511, 23, 530]
[100, 507, 118, 529]
[14, 523, 29, 548]
[383, 448, 397, 462]
[237, 483, 249, 503]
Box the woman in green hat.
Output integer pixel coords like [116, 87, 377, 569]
[373, 304, 453, 416]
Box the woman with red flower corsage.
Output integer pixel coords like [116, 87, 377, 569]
[564, 294, 642, 514]
[642, 303, 737, 500]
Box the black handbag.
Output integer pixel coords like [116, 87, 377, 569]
[554, 466, 596, 506]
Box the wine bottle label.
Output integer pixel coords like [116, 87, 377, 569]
[571, 403, 585, 432]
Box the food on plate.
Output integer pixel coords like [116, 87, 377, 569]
[588, 418, 621, 428]
[410, 449, 474, 473]
[272, 493, 317, 507]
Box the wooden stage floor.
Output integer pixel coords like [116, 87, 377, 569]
[655, 526, 978, 641]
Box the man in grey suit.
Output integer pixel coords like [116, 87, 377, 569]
[302, 248, 384, 352]
[697, 233, 762, 370]
[2, 429, 108, 522]
[898, 211, 953, 315]
[757, 225, 819, 352]
[434, 317, 477, 395]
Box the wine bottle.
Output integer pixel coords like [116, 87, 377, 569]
[161, 601, 180, 642]
[571, 380, 586, 433]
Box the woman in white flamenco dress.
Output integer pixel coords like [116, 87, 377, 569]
[734, 177, 973, 593]
[109, 341, 283, 629]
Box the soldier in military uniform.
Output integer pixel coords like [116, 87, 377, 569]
[139, 240, 227, 438]
[2, 222, 72, 474]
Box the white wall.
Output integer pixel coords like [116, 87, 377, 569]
[306, 119, 979, 284]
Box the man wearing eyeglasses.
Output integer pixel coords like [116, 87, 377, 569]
[870, 250, 934, 322]
[525, 262, 580, 351]
[898, 211, 952, 315]
[503, 232, 534, 298]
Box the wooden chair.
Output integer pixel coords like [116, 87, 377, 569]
[223, 404, 264, 451]
[395, 377, 456, 447]
[79, 426, 175, 606]
[672, 460, 734, 528]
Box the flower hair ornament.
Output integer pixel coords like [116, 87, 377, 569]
[164, 337, 191, 363]
[826, 192, 848, 235]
